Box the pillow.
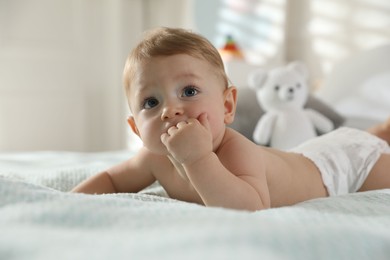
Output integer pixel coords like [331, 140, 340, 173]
[229, 87, 345, 141]
[333, 72, 390, 124]
[359, 72, 390, 109]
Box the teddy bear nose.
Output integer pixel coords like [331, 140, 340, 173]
[288, 87, 294, 93]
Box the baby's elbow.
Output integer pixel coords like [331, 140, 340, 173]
[245, 190, 270, 211]
[252, 195, 271, 212]
[238, 204, 269, 212]
[253, 202, 271, 212]
[241, 198, 271, 212]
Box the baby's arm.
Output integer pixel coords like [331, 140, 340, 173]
[71, 171, 117, 194]
[71, 148, 156, 194]
[161, 114, 270, 211]
[184, 152, 269, 211]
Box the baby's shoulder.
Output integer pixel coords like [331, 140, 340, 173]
[217, 128, 264, 158]
[221, 128, 258, 148]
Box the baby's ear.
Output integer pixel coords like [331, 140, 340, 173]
[127, 116, 140, 137]
[223, 86, 238, 124]
[248, 68, 267, 90]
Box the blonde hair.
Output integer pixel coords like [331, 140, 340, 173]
[123, 27, 229, 97]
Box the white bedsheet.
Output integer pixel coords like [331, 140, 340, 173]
[1, 151, 390, 260]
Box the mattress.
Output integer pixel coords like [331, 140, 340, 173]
[1, 151, 389, 260]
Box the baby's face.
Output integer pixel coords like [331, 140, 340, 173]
[128, 54, 228, 155]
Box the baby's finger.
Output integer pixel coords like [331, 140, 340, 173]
[167, 125, 178, 136]
[160, 133, 169, 145]
[176, 121, 188, 128]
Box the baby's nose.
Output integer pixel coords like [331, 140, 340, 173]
[161, 102, 183, 120]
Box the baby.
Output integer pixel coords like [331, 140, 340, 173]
[72, 27, 390, 211]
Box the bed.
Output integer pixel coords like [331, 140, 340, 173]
[1, 151, 390, 260]
[2, 45, 390, 259]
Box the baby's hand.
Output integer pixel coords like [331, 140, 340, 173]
[161, 113, 213, 165]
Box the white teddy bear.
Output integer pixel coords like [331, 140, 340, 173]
[248, 61, 334, 150]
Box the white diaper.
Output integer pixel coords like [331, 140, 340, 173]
[291, 127, 390, 196]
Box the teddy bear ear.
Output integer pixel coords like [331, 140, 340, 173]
[288, 61, 308, 79]
[248, 68, 267, 90]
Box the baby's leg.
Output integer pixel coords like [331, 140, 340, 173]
[367, 118, 390, 144]
[359, 153, 390, 192]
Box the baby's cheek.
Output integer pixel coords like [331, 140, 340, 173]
[141, 126, 168, 154]
[138, 123, 156, 142]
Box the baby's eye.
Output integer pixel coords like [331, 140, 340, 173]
[182, 86, 198, 97]
[143, 97, 159, 109]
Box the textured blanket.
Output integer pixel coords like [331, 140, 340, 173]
[1, 151, 390, 260]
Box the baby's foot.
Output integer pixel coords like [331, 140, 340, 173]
[367, 118, 390, 144]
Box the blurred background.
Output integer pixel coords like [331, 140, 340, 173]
[1, 0, 389, 152]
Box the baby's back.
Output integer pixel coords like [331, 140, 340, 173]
[261, 147, 328, 207]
